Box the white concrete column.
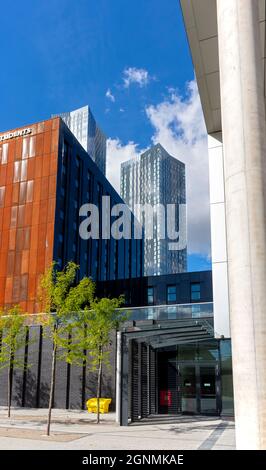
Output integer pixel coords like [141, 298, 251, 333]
[217, 0, 266, 449]
[208, 133, 230, 339]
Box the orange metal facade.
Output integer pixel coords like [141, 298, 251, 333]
[0, 118, 59, 313]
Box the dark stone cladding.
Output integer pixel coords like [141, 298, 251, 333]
[0, 324, 116, 411]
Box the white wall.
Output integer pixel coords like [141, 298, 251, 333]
[208, 133, 230, 338]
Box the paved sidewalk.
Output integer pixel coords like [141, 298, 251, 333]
[0, 408, 235, 450]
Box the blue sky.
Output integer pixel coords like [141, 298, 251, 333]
[0, 0, 211, 271]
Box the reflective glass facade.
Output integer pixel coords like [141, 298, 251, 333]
[52, 105, 106, 175]
[220, 340, 234, 416]
[121, 143, 187, 276]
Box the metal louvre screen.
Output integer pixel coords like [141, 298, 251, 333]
[149, 347, 157, 414]
[141, 343, 148, 418]
[131, 341, 139, 421]
[130, 341, 157, 422]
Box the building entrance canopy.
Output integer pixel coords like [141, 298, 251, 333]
[118, 317, 214, 426]
[123, 318, 214, 349]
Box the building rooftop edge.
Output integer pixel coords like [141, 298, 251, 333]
[0, 116, 60, 138]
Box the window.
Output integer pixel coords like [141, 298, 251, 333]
[19, 181, 33, 204]
[21, 160, 28, 181]
[191, 283, 201, 301]
[167, 285, 177, 304]
[13, 160, 28, 182]
[26, 180, 34, 203]
[22, 137, 35, 159]
[29, 136, 36, 158]
[13, 162, 21, 183]
[22, 138, 29, 159]
[19, 182, 27, 204]
[0, 186, 5, 207]
[0, 143, 8, 164]
[147, 287, 154, 305]
[18, 204, 25, 227]
[10, 206, 18, 228]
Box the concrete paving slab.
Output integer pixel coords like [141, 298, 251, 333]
[0, 407, 236, 450]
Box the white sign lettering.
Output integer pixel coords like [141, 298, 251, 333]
[0, 128, 32, 142]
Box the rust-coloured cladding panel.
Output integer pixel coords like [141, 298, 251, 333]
[0, 118, 60, 313]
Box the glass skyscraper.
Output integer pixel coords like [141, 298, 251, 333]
[121, 143, 187, 276]
[52, 105, 106, 175]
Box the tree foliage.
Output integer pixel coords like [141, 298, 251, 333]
[0, 305, 26, 370]
[38, 261, 127, 431]
[86, 296, 126, 423]
[0, 305, 29, 417]
[87, 297, 126, 369]
[38, 261, 96, 435]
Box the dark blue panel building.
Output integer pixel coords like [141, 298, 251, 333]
[53, 119, 144, 281]
[97, 270, 212, 307]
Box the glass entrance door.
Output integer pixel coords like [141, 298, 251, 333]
[179, 364, 218, 415]
[179, 365, 197, 414]
[157, 349, 220, 416]
[199, 366, 217, 414]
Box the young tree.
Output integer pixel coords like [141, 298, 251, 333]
[56, 296, 126, 423]
[38, 261, 95, 436]
[0, 306, 28, 418]
[87, 297, 126, 424]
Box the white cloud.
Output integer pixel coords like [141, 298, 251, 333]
[105, 88, 115, 102]
[106, 79, 210, 257]
[106, 139, 144, 193]
[123, 67, 152, 88]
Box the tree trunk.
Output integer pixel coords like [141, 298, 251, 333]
[96, 346, 102, 424]
[7, 351, 12, 418]
[46, 330, 57, 436]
